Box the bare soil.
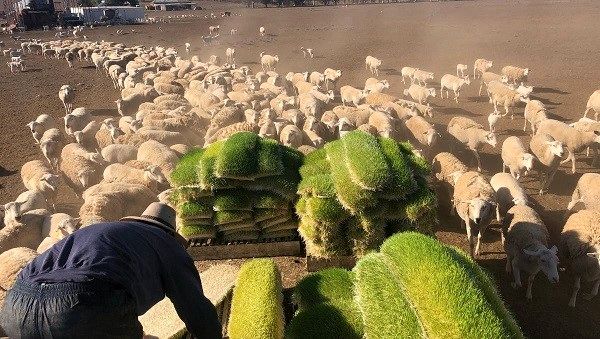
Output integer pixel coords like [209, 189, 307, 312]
[2, 1, 600, 337]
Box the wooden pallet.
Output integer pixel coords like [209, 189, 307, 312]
[306, 255, 357, 272]
[188, 240, 303, 260]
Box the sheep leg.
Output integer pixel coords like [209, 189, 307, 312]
[571, 154, 577, 174]
[473, 150, 482, 172]
[569, 276, 581, 307]
[454, 90, 459, 103]
[526, 269, 540, 300]
[474, 227, 484, 256]
[560, 149, 573, 165]
[511, 258, 522, 288]
[582, 279, 600, 300]
[465, 218, 474, 257]
[478, 83, 483, 96]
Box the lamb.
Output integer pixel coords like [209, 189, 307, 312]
[403, 84, 436, 105]
[456, 64, 468, 78]
[101, 144, 138, 164]
[209, 25, 220, 34]
[412, 69, 434, 86]
[440, 74, 471, 103]
[136, 140, 179, 176]
[340, 86, 367, 107]
[103, 163, 168, 193]
[403, 115, 439, 147]
[567, 173, 600, 212]
[27, 114, 56, 144]
[3, 191, 48, 226]
[39, 128, 63, 169]
[185, 42, 191, 54]
[478, 71, 508, 96]
[260, 53, 279, 72]
[300, 47, 314, 59]
[529, 133, 565, 195]
[502, 205, 559, 299]
[473, 58, 493, 78]
[523, 99, 548, 135]
[279, 124, 303, 148]
[487, 112, 501, 133]
[537, 119, 600, 173]
[226, 47, 235, 64]
[490, 172, 529, 219]
[65, 51, 75, 68]
[79, 182, 156, 227]
[560, 210, 600, 307]
[583, 89, 600, 121]
[21, 160, 60, 209]
[58, 84, 75, 114]
[502, 65, 530, 85]
[259, 26, 266, 37]
[501, 136, 535, 179]
[453, 171, 501, 257]
[365, 56, 382, 76]
[59, 143, 105, 197]
[401, 66, 417, 84]
[364, 78, 390, 94]
[432, 152, 468, 187]
[323, 68, 342, 91]
[64, 107, 92, 136]
[487, 81, 529, 118]
[447, 116, 498, 171]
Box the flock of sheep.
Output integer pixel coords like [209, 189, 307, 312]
[0, 18, 599, 312]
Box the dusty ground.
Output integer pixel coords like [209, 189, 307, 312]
[2, 0, 600, 337]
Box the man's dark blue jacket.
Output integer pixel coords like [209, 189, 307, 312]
[19, 220, 221, 338]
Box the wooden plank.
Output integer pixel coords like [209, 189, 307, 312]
[306, 255, 357, 272]
[188, 241, 303, 260]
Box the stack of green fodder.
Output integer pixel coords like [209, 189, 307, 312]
[286, 233, 524, 339]
[296, 130, 437, 258]
[169, 132, 303, 242]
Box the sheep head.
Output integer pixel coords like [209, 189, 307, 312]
[41, 173, 60, 192]
[57, 217, 80, 237]
[523, 245, 559, 283]
[546, 140, 565, 158]
[424, 129, 439, 146]
[428, 88, 436, 98]
[468, 198, 494, 225]
[145, 165, 167, 185]
[485, 132, 497, 147]
[521, 153, 535, 173]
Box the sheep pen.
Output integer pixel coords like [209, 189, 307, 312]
[1, 1, 600, 337]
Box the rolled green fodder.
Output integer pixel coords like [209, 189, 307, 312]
[293, 268, 355, 310]
[342, 131, 390, 191]
[170, 147, 204, 187]
[380, 233, 523, 339]
[227, 259, 285, 339]
[353, 253, 423, 339]
[285, 301, 363, 339]
[215, 132, 260, 180]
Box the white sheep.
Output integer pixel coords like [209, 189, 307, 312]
[440, 74, 471, 103]
[401, 66, 417, 84]
[79, 182, 156, 227]
[490, 172, 529, 218]
[323, 68, 342, 91]
[523, 99, 548, 135]
[487, 111, 501, 133]
[560, 210, 600, 307]
[73, 120, 102, 151]
[453, 171, 500, 257]
[185, 42, 191, 54]
[583, 89, 600, 121]
[447, 116, 498, 171]
[567, 173, 600, 212]
[456, 64, 468, 78]
[309, 71, 326, 87]
[137, 140, 179, 177]
[365, 55, 382, 76]
[226, 47, 235, 64]
[340, 86, 367, 107]
[300, 47, 314, 59]
[473, 58, 493, 78]
[37, 213, 79, 252]
[279, 124, 303, 148]
[412, 69, 434, 86]
[27, 114, 56, 144]
[478, 71, 508, 96]
[3, 190, 48, 226]
[0, 209, 47, 253]
[501, 136, 535, 179]
[64, 107, 92, 136]
[403, 115, 439, 147]
[502, 205, 559, 299]
[21, 160, 60, 209]
[260, 53, 279, 72]
[403, 84, 436, 106]
[0, 247, 38, 294]
[432, 152, 468, 187]
[487, 81, 530, 118]
[364, 78, 390, 94]
[59, 143, 105, 197]
[537, 119, 600, 173]
[39, 128, 63, 169]
[101, 144, 138, 164]
[529, 133, 565, 195]
[58, 84, 75, 115]
[502, 65, 530, 85]
[259, 26, 266, 37]
[367, 111, 395, 138]
[103, 163, 168, 193]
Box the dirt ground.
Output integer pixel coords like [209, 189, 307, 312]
[2, 0, 600, 337]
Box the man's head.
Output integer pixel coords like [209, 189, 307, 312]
[122, 202, 189, 248]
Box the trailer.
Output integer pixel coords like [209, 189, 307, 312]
[69, 6, 144, 24]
